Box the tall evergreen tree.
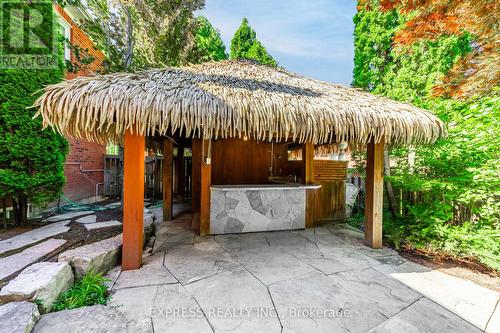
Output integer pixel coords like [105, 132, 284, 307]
[0, 4, 68, 225]
[189, 16, 228, 63]
[230, 18, 277, 67]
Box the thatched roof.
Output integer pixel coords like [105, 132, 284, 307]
[34, 60, 445, 145]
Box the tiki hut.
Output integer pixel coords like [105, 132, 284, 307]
[34, 60, 445, 270]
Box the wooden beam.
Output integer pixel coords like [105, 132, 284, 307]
[302, 142, 315, 228]
[365, 137, 385, 249]
[200, 139, 211, 236]
[176, 146, 185, 201]
[163, 138, 173, 221]
[122, 130, 145, 271]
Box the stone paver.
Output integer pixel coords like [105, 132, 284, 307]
[215, 233, 269, 252]
[33, 304, 127, 333]
[0, 262, 73, 312]
[163, 241, 239, 285]
[373, 260, 500, 330]
[304, 246, 380, 274]
[486, 301, 500, 333]
[152, 284, 213, 333]
[270, 270, 389, 333]
[264, 230, 325, 258]
[113, 253, 177, 290]
[332, 267, 421, 318]
[0, 221, 70, 254]
[0, 301, 40, 333]
[154, 223, 195, 253]
[0, 238, 67, 281]
[184, 267, 282, 333]
[59, 234, 122, 278]
[233, 247, 316, 286]
[109, 285, 157, 333]
[368, 297, 482, 333]
[75, 215, 97, 224]
[42, 211, 94, 223]
[84, 220, 122, 231]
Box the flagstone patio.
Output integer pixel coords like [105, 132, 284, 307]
[104, 211, 498, 333]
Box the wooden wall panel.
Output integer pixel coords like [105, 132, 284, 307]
[211, 139, 287, 185]
[314, 181, 346, 222]
[313, 160, 347, 222]
[313, 160, 348, 181]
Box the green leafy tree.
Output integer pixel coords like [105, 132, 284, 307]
[72, 0, 205, 72]
[189, 16, 228, 63]
[352, 5, 401, 90]
[0, 4, 68, 225]
[353, 0, 499, 270]
[230, 18, 277, 67]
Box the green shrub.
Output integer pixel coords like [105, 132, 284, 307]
[52, 271, 110, 312]
[353, 1, 499, 272]
[0, 3, 68, 226]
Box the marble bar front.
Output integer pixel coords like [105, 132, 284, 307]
[209, 184, 320, 234]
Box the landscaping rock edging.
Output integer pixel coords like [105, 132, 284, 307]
[58, 234, 123, 278]
[0, 301, 40, 333]
[0, 262, 73, 313]
[33, 304, 127, 333]
[0, 239, 67, 281]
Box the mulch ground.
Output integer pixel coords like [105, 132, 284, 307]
[96, 208, 123, 223]
[0, 225, 40, 241]
[400, 249, 500, 292]
[0, 201, 123, 256]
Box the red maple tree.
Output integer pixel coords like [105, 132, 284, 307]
[361, 0, 499, 98]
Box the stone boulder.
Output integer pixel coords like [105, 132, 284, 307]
[143, 212, 155, 237]
[0, 262, 73, 313]
[0, 301, 40, 333]
[33, 304, 127, 333]
[58, 234, 122, 278]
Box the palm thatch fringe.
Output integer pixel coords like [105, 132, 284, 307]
[34, 60, 446, 145]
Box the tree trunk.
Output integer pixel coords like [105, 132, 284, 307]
[384, 149, 398, 218]
[12, 196, 28, 227]
[2, 198, 7, 230]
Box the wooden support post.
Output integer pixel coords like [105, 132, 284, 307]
[365, 137, 385, 249]
[163, 138, 173, 221]
[176, 146, 185, 202]
[122, 130, 145, 271]
[302, 142, 315, 228]
[191, 139, 201, 212]
[200, 139, 211, 236]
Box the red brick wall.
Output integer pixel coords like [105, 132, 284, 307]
[55, 5, 107, 202]
[54, 5, 105, 78]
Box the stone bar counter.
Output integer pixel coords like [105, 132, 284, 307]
[210, 184, 320, 234]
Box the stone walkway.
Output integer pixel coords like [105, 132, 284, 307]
[0, 220, 70, 255]
[104, 213, 499, 333]
[0, 239, 67, 281]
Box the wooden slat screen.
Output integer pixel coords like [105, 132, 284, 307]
[313, 160, 348, 181]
